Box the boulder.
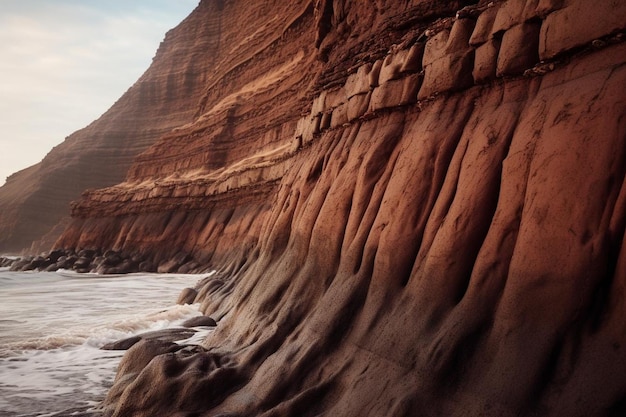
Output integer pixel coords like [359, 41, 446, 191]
[102, 252, 122, 266]
[56, 255, 77, 269]
[101, 335, 142, 350]
[182, 316, 217, 328]
[72, 257, 92, 270]
[77, 249, 97, 259]
[10, 257, 33, 271]
[115, 259, 140, 274]
[104, 339, 183, 403]
[29, 256, 52, 270]
[103, 249, 119, 258]
[102, 340, 234, 417]
[46, 249, 66, 263]
[101, 328, 196, 351]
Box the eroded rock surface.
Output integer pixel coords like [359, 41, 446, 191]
[6, 0, 626, 416]
[0, 1, 223, 253]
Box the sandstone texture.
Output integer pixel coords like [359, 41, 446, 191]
[4, 0, 626, 416]
[0, 1, 221, 254]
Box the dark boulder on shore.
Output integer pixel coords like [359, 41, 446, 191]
[101, 250, 122, 267]
[101, 328, 197, 350]
[113, 339, 184, 375]
[46, 249, 65, 263]
[5, 248, 203, 275]
[96, 258, 139, 275]
[72, 257, 92, 270]
[9, 257, 33, 271]
[77, 249, 97, 259]
[101, 335, 143, 351]
[102, 338, 240, 417]
[44, 263, 60, 272]
[0, 257, 15, 268]
[56, 255, 77, 269]
[182, 315, 217, 328]
[30, 256, 53, 270]
[101, 339, 210, 416]
[102, 339, 184, 412]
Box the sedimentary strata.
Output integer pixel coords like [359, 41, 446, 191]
[0, 1, 225, 253]
[5, 0, 626, 416]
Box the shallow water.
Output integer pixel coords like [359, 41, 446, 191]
[0, 268, 212, 416]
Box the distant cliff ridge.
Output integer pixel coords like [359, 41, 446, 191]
[4, 0, 626, 415]
[0, 1, 216, 254]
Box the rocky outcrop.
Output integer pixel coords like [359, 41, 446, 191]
[0, 1, 229, 254]
[19, 0, 626, 416]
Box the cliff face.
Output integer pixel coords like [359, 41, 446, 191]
[43, 0, 626, 415]
[0, 1, 223, 253]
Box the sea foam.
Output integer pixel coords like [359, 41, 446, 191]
[0, 270, 214, 416]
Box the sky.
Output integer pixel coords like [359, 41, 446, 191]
[0, 0, 198, 185]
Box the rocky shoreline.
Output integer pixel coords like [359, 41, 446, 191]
[0, 258, 221, 417]
[1, 249, 208, 275]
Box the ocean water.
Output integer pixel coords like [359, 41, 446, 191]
[0, 268, 214, 417]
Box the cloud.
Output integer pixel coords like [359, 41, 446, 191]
[0, 0, 198, 185]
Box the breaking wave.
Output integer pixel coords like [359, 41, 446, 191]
[0, 270, 214, 416]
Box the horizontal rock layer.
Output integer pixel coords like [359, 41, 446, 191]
[24, 0, 626, 416]
[0, 1, 227, 253]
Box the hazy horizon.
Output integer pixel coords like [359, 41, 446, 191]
[0, 0, 198, 186]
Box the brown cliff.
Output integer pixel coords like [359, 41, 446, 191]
[0, 1, 224, 253]
[28, 0, 626, 415]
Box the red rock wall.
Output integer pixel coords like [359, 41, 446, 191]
[196, 45, 625, 416]
[52, 0, 626, 416]
[0, 1, 225, 253]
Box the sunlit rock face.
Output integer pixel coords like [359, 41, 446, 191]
[14, 0, 626, 415]
[0, 2, 221, 254]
